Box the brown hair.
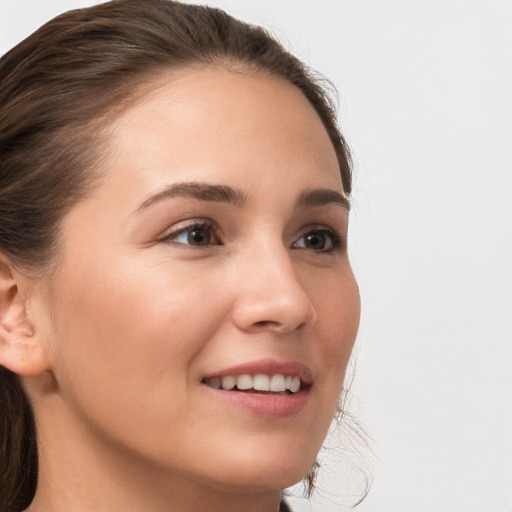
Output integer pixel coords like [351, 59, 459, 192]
[0, 1, 352, 509]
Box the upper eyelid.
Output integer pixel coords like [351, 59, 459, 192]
[295, 224, 345, 240]
[159, 219, 345, 247]
[160, 219, 217, 238]
[294, 226, 344, 247]
[160, 222, 222, 250]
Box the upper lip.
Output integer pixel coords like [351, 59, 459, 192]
[202, 358, 313, 385]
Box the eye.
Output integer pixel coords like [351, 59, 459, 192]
[162, 222, 220, 247]
[293, 227, 342, 253]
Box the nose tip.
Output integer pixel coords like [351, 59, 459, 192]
[231, 253, 317, 335]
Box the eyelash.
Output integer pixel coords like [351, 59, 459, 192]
[293, 226, 344, 254]
[161, 221, 220, 247]
[161, 221, 344, 254]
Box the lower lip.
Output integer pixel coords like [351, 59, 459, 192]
[203, 385, 310, 418]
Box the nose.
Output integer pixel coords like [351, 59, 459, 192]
[231, 243, 317, 335]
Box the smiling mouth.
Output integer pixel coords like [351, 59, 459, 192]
[202, 374, 302, 395]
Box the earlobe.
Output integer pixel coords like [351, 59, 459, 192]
[0, 255, 50, 376]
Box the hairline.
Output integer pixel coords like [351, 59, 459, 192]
[20, 61, 346, 279]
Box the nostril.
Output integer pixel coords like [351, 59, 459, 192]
[253, 320, 277, 328]
[251, 319, 308, 332]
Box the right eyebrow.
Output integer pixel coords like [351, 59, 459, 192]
[135, 182, 248, 213]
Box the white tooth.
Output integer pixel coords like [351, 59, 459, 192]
[221, 376, 236, 390]
[290, 376, 301, 393]
[253, 374, 270, 391]
[209, 377, 221, 389]
[285, 376, 293, 390]
[236, 374, 252, 390]
[270, 374, 286, 392]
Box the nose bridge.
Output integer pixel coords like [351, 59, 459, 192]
[232, 233, 316, 333]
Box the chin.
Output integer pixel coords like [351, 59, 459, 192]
[208, 469, 310, 496]
[195, 446, 317, 495]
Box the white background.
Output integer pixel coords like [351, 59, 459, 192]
[1, 1, 511, 511]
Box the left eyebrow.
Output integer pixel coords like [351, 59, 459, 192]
[296, 188, 350, 212]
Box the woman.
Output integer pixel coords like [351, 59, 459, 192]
[0, 1, 360, 511]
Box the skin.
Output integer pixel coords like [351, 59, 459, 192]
[1, 68, 360, 512]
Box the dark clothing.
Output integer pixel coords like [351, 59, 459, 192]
[279, 500, 292, 512]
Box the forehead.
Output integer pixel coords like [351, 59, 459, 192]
[100, 67, 342, 202]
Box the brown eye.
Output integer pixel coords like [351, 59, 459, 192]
[293, 228, 340, 253]
[186, 226, 212, 245]
[164, 222, 219, 247]
[304, 232, 328, 250]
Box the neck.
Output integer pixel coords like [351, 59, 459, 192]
[25, 394, 282, 512]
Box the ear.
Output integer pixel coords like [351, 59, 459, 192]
[0, 255, 50, 376]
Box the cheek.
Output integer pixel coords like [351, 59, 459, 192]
[314, 267, 360, 353]
[309, 268, 360, 400]
[48, 255, 228, 423]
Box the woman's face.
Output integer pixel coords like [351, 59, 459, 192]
[33, 68, 360, 494]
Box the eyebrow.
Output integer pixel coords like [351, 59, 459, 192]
[136, 182, 349, 212]
[136, 182, 248, 211]
[296, 188, 350, 212]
